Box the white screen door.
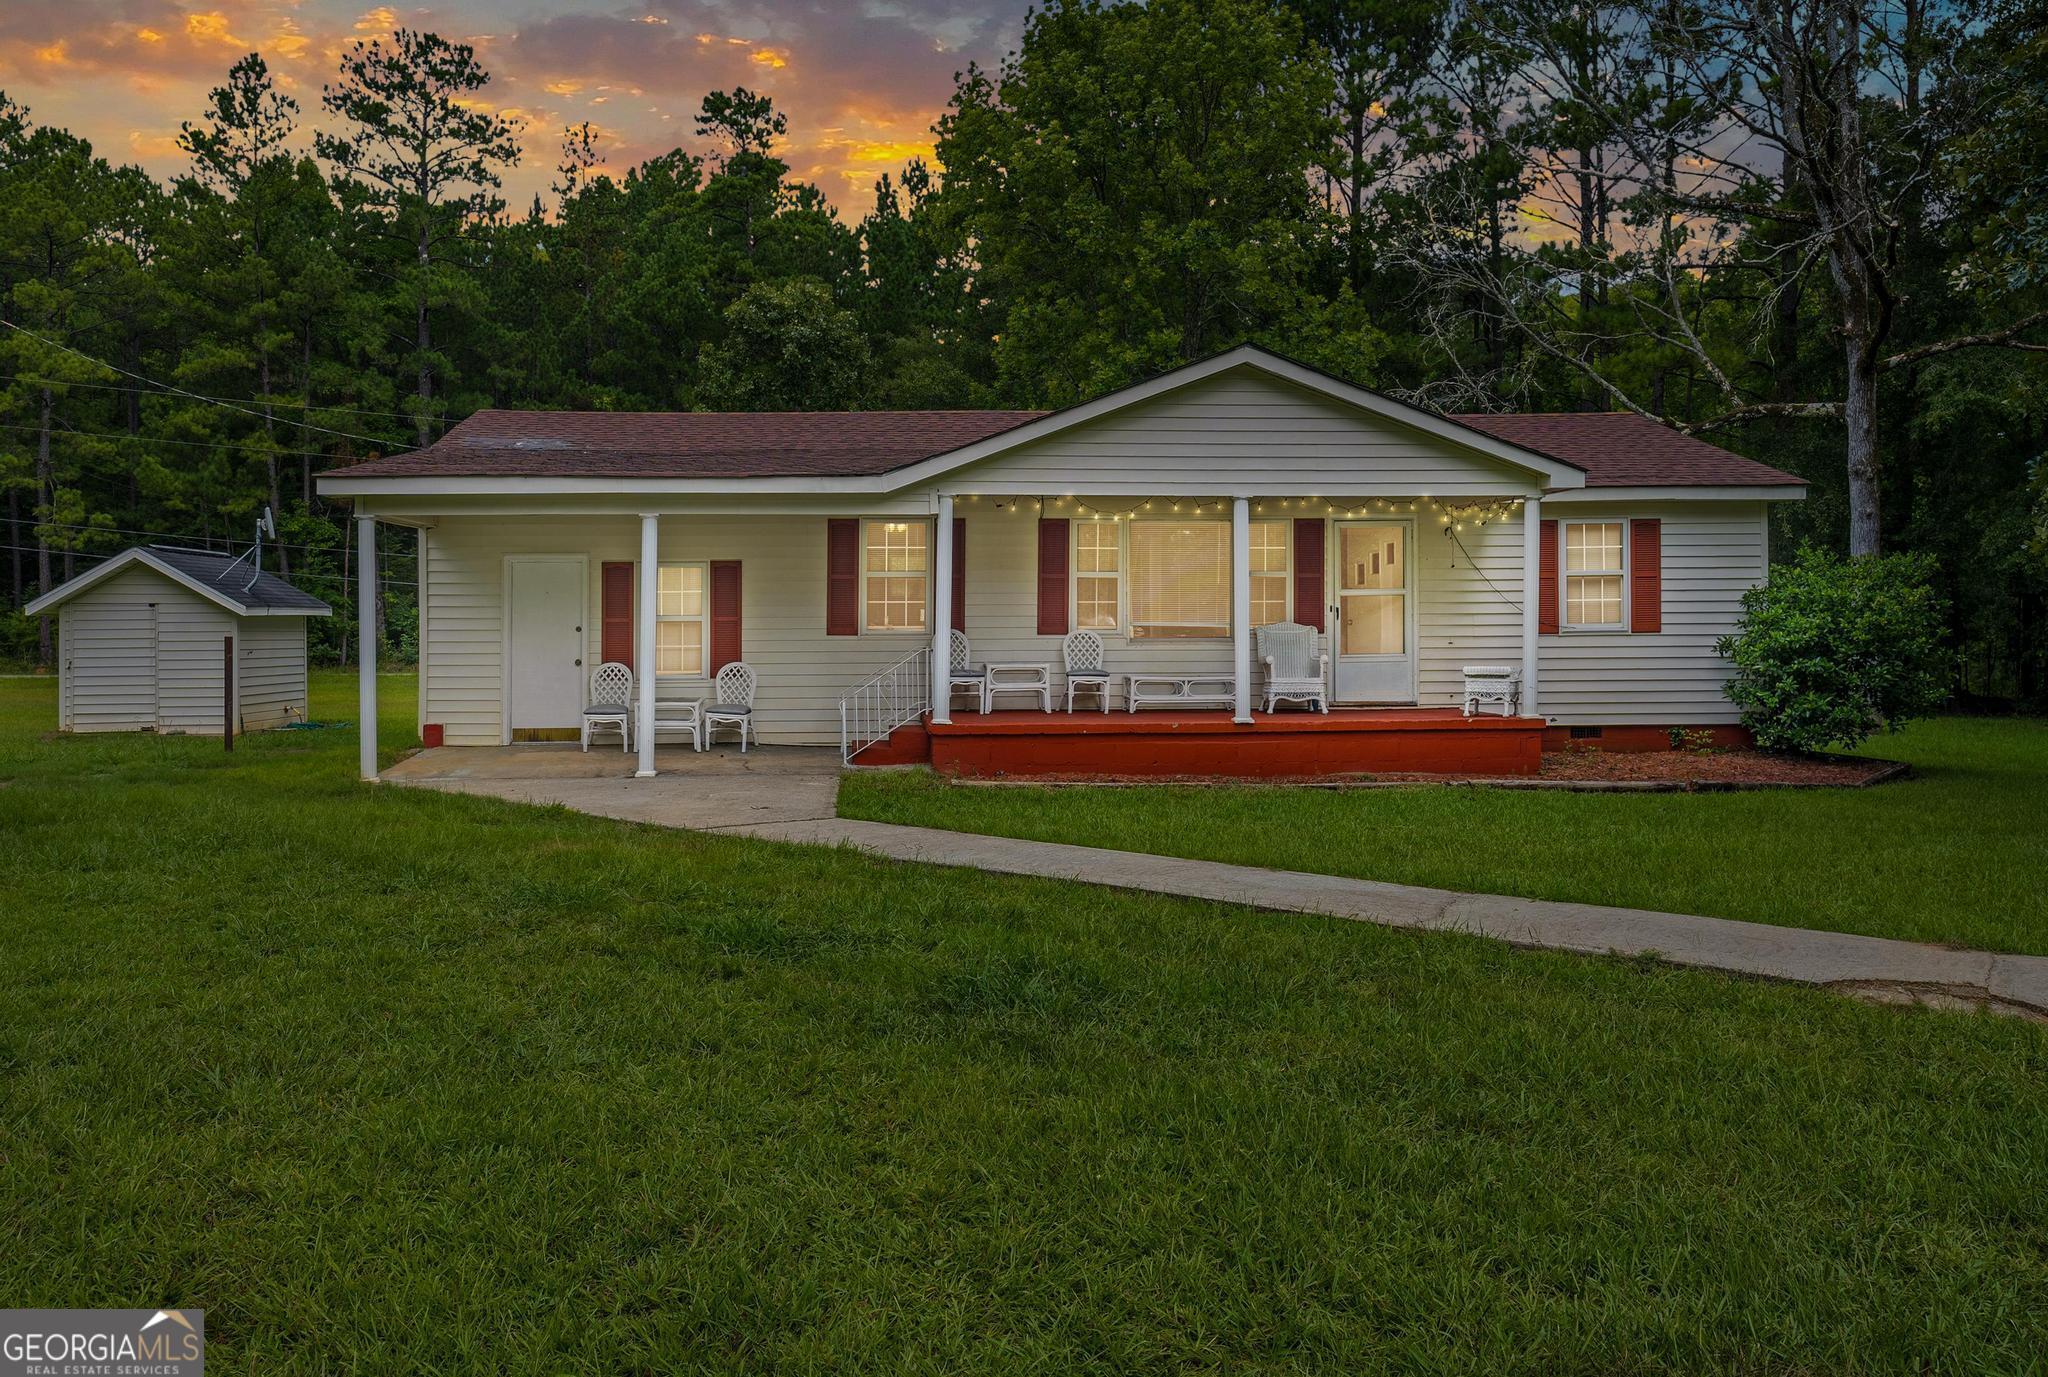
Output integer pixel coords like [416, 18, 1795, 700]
[1333, 521, 1415, 703]
[506, 556, 587, 736]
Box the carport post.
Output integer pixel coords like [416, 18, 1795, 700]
[357, 512, 377, 781]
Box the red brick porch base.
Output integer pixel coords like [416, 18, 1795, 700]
[925, 708, 1545, 778]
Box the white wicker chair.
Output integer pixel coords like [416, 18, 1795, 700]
[581, 661, 634, 751]
[703, 661, 758, 752]
[1063, 630, 1114, 712]
[947, 630, 987, 713]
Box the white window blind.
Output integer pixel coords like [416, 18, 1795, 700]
[1128, 521, 1229, 639]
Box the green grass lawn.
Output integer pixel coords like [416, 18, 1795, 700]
[4, 671, 2047, 1372]
[841, 716, 2048, 957]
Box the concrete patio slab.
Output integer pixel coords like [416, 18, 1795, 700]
[383, 743, 841, 832]
[379, 747, 2048, 1020]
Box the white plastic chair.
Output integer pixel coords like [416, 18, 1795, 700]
[1063, 630, 1114, 712]
[703, 661, 758, 752]
[947, 630, 987, 713]
[581, 661, 634, 751]
[1254, 623, 1329, 713]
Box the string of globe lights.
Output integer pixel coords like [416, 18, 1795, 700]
[953, 493, 1527, 531]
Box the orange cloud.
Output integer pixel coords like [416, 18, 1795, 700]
[184, 13, 245, 48]
[749, 48, 789, 70]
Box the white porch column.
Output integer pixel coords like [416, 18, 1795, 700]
[636, 513, 658, 778]
[1522, 496, 1542, 719]
[930, 494, 954, 724]
[356, 512, 378, 781]
[1231, 496, 1253, 723]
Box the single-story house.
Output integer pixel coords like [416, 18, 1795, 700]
[25, 544, 332, 735]
[319, 346, 1804, 779]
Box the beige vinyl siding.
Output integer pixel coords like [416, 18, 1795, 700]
[1417, 517, 1524, 704]
[58, 566, 161, 732]
[153, 591, 236, 733]
[953, 371, 1541, 498]
[414, 502, 1770, 743]
[425, 516, 957, 746]
[236, 617, 308, 730]
[1537, 501, 1767, 725]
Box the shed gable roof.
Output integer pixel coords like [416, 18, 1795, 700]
[24, 546, 332, 617]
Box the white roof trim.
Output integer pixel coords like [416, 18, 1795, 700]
[24, 547, 330, 617]
[873, 347, 1591, 492]
[1543, 485, 1806, 504]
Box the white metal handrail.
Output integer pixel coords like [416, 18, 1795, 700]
[838, 644, 931, 765]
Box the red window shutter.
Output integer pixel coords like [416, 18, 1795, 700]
[1292, 518, 1325, 632]
[1036, 518, 1069, 636]
[826, 519, 859, 635]
[1538, 520, 1560, 635]
[600, 561, 634, 668]
[1630, 518, 1662, 633]
[951, 515, 966, 632]
[710, 560, 742, 671]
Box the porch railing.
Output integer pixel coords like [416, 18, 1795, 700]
[838, 644, 931, 765]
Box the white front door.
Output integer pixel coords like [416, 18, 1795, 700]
[1332, 521, 1415, 704]
[506, 556, 587, 737]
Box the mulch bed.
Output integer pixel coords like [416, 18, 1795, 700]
[952, 748, 1907, 791]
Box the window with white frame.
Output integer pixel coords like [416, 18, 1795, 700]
[864, 519, 929, 631]
[1074, 519, 1120, 630]
[1563, 520, 1626, 628]
[1128, 520, 1230, 639]
[657, 563, 707, 674]
[1250, 520, 1290, 626]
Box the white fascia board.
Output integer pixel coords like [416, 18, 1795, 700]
[318, 473, 908, 499]
[1544, 485, 1807, 504]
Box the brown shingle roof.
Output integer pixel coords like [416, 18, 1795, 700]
[1448, 411, 1805, 488]
[335, 403, 1802, 489]
[338, 409, 1048, 478]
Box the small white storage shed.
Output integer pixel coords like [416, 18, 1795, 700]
[26, 545, 332, 735]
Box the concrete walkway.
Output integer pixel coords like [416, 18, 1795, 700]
[384, 745, 2048, 1020]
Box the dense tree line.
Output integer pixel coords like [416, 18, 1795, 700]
[2, 0, 2043, 698]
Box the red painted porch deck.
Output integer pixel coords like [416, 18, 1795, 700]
[920, 707, 1545, 778]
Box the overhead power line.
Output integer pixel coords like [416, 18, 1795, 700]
[0, 419, 392, 463]
[0, 373, 429, 424]
[0, 321, 415, 452]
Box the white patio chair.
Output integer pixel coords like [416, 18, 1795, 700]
[1063, 629, 1114, 712]
[1254, 622, 1329, 714]
[703, 661, 758, 752]
[581, 661, 634, 751]
[947, 630, 988, 713]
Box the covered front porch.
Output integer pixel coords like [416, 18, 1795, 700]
[343, 487, 1551, 781]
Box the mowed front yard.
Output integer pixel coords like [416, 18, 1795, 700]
[4, 671, 2047, 1373]
[843, 717, 2048, 957]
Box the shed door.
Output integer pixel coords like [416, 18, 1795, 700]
[506, 557, 587, 738]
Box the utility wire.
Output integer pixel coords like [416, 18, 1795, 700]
[0, 374, 430, 423]
[0, 543, 419, 587]
[0, 321, 415, 452]
[23, 517, 421, 562]
[0, 419, 395, 462]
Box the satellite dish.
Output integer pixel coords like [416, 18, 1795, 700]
[258, 506, 276, 539]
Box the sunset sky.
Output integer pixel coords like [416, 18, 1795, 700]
[0, 1, 1028, 214]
